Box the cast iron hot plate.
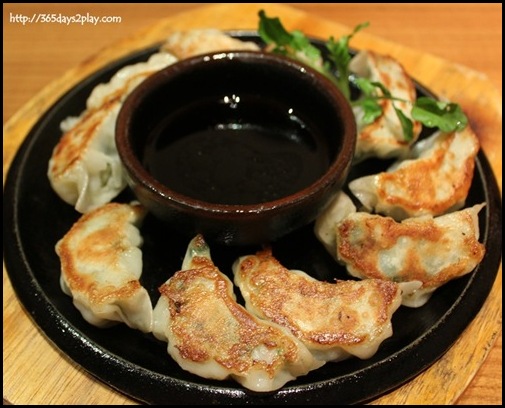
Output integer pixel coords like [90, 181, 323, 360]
[3, 33, 502, 404]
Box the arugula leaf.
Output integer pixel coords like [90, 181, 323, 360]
[352, 78, 383, 125]
[395, 108, 414, 142]
[354, 97, 382, 125]
[257, 10, 293, 46]
[325, 22, 369, 99]
[412, 97, 468, 132]
[258, 10, 345, 89]
[258, 11, 330, 77]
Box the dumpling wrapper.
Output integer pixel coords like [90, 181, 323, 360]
[152, 235, 323, 393]
[48, 51, 178, 213]
[49, 101, 124, 214]
[233, 248, 402, 362]
[335, 203, 486, 307]
[314, 190, 357, 258]
[160, 28, 260, 59]
[85, 52, 178, 111]
[350, 50, 422, 162]
[56, 202, 153, 332]
[348, 125, 480, 220]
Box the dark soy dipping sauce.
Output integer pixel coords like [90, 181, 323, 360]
[142, 94, 331, 205]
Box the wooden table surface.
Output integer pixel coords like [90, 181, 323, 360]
[3, 3, 502, 405]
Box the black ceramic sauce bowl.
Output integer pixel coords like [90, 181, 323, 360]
[116, 50, 356, 245]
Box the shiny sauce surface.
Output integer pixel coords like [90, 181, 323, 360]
[142, 95, 331, 205]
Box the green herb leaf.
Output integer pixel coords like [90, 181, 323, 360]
[395, 107, 414, 142]
[258, 10, 327, 75]
[412, 97, 468, 132]
[257, 10, 293, 46]
[352, 78, 383, 124]
[353, 97, 383, 125]
[353, 77, 380, 96]
[325, 22, 369, 99]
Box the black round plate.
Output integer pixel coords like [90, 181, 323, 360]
[3, 33, 502, 405]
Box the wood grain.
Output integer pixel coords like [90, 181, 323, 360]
[3, 3, 502, 405]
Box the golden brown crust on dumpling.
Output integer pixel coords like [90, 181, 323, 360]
[160, 264, 303, 373]
[49, 100, 118, 179]
[349, 125, 481, 220]
[57, 202, 146, 303]
[55, 201, 152, 332]
[234, 248, 401, 360]
[336, 206, 486, 289]
[375, 127, 479, 216]
[154, 236, 322, 392]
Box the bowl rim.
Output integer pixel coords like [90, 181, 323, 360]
[115, 49, 357, 216]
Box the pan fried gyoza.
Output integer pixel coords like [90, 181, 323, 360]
[160, 28, 260, 59]
[348, 125, 480, 220]
[56, 202, 153, 332]
[350, 50, 422, 162]
[152, 235, 323, 392]
[85, 52, 178, 111]
[233, 248, 402, 362]
[335, 203, 486, 307]
[49, 101, 124, 214]
[48, 51, 177, 213]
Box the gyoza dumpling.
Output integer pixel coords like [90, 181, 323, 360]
[348, 125, 480, 220]
[314, 190, 357, 257]
[233, 248, 402, 362]
[335, 203, 486, 307]
[350, 50, 422, 162]
[49, 101, 124, 213]
[160, 28, 260, 59]
[48, 51, 177, 213]
[56, 201, 152, 332]
[85, 52, 178, 111]
[152, 235, 322, 392]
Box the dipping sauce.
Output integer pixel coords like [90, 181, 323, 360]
[142, 94, 331, 205]
[116, 50, 356, 245]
